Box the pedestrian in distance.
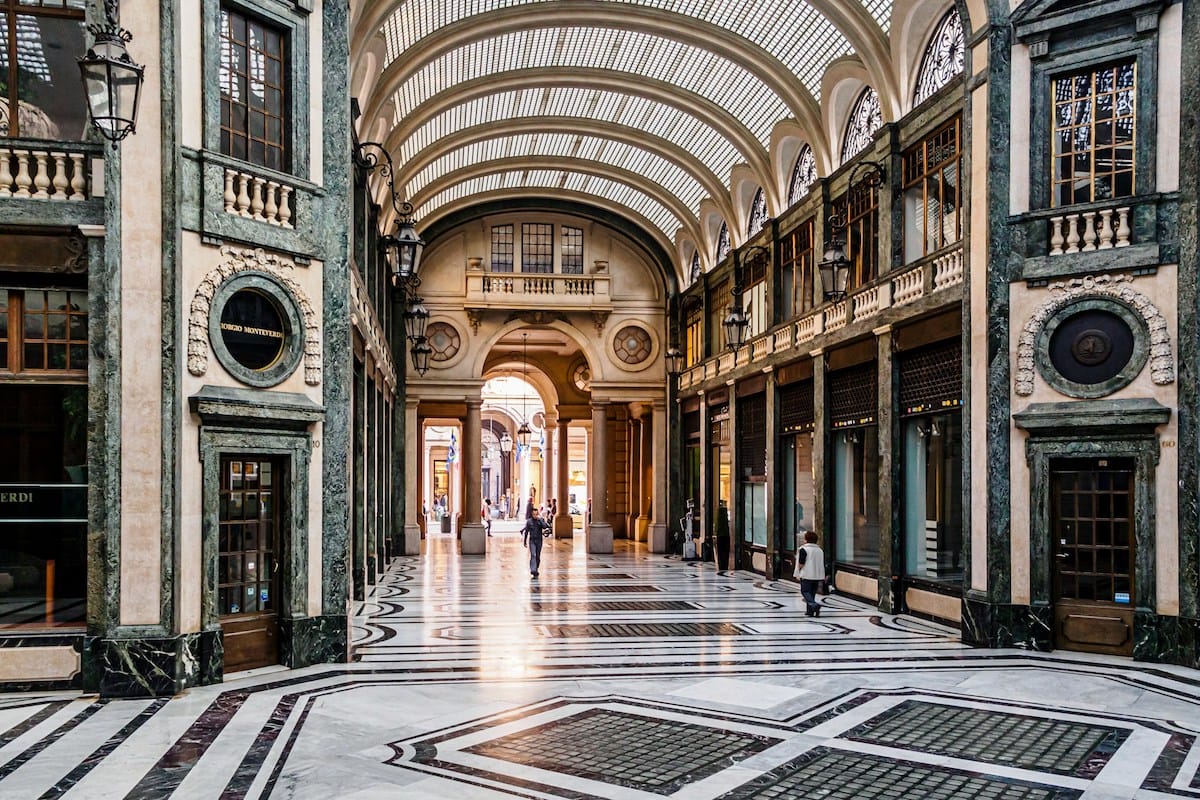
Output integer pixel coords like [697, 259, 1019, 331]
[794, 530, 826, 617]
[523, 507, 551, 577]
[483, 498, 493, 536]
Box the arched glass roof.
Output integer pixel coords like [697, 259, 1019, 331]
[392, 28, 790, 144]
[416, 170, 684, 240]
[397, 88, 742, 186]
[380, 0, 890, 100]
[406, 134, 707, 214]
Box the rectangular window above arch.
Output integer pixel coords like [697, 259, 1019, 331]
[903, 116, 961, 263]
[521, 223, 553, 273]
[561, 226, 583, 274]
[780, 218, 814, 319]
[491, 225, 514, 272]
[1051, 61, 1136, 208]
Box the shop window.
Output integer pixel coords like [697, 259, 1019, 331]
[913, 8, 965, 106]
[561, 225, 583, 274]
[903, 413, 963, 580]
[781, 435, 815, 553]
[788, 144, 817, 206]
[833, 426, 880, 568]
[747, 188, 767, 237]
[831, 179, 879, 291]
[521, 222, 553, 273]
[1052, 61, 1136, 207]
[219, 6, 288, 171]
[0, 1, 89, 140]
[903, 117, 962, 262]
[743, 249, 768, 339]
[1, 289, 88, 374]
[780, 218, 815, 319]
[491, 224, 514, 272]
[707, 277, 731, 355]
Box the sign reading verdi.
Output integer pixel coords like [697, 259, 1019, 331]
[220, 289, 287, 371]
[0, 485, 87, 522]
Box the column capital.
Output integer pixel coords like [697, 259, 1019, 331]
[465, 397, 483, 409]
[590, 400, 610, 410]
[872, 324, 893, 337]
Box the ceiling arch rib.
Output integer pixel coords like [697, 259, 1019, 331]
[395, 88, 742, 193]
[409, 159, 699, 244]
[394, 118, 739, 224]
[405, 135, 708, 219]
[386, 69, 775, 201]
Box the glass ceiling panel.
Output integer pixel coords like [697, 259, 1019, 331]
[406, 134, 707, 215]
[416, 169, 684, 240]
[391, 28, 788, 142]
[399, 88, 742, 183]
[381, 0, 886, 100]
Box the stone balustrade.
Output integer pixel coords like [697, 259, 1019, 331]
[892, 266, 924, 306]
[825, 299, 850, 332]
[466, 269, 611, 308]
[0, 145, 93, 201]
[223, 168, 295, 228]
[932, 246, 965, 290]
[772, 326, 793, 351]
[1048, 206, 1131, 255]
[750, 335, 771, 362]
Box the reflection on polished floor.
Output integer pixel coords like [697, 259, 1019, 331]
[1, 526, 1199, 799]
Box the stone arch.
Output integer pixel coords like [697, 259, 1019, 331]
[1014, 274, 1174, 396]
[187, 246, 321, 386]
[471, 318, 607, 386]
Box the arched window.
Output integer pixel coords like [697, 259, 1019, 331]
[841, 87, 883, 163]
[716, 222, 731, 262]
[689, 250, 701, 284]
[788, 144, 817, 205]
[914, 8, 965, 105]
[747, 188, 767, 237]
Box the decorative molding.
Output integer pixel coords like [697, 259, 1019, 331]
[188, 246, 321, 385]
[465, 307, 483, 335]
[591, 310, 610, 335]
[504, 309, 567, 326]
[1015, 274, 1173, 396]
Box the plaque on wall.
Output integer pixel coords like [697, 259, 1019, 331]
[220, 289, 287, 371]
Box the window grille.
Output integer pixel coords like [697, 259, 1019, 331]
[521, 223, 553, 273]
[689, 251, 702, 284]
[716, 222, 731, 262]
[220, 6, 287, 171]
[780, 380, 815, 434]
[748, 188, 767, 237]
[491, 224, 514, 272]
[780, 219, 815, 317]
[707, 277, 731, 353]
[841, 87, 882, 163]
[738, 394, 767, 477]
[788, 145, 817, 205]
[830, 363, 877, 428]
[914, 9, 965, 105]
[899, 339, 962, 416]
[1052, 61, 1136, 206]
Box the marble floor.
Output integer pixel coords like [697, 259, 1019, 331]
[1, 526, 1199, 799]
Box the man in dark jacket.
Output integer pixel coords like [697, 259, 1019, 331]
[523, 507, 550, 577]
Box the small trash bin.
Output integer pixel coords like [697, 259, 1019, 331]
[440, 514, 451, 533]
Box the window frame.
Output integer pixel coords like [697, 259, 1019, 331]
[1049, 60, 1137, 208]
[561, 225, 584, 274]
[218, 5, 290, 172]
[902, 115, 963, 262]
[0, 0, 89, 141]
[831, 179, 880, 292]
[779, 218, 815, 320]
[0, 287, 89, 380]
[520, 222, 553, 274]
[490, 224, 514, 272]
[204, 0, 309, 180]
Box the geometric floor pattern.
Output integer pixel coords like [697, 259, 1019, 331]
[0, 521, 1198, 798]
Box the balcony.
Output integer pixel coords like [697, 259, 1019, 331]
[464, 259, 612, 311]
[677, 243, 964, 390]
[0, 140, 100, 201]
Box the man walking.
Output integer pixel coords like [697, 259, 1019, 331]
[794, 530, 826, 617]
[523, 507, 550, 577]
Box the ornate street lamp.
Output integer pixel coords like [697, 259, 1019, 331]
[499, 431, 514, 455]
[665, 346, 684, 375]
[404, 295, 429, 344]
[516, 333, 532, 448]
[818, 218, 851, 302]
[78, 0, 145, 146]
[722, 307, 748, 353]
[410, 338, 431, 377]
[381, 204, 425, 297]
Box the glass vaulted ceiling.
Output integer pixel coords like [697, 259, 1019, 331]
[382, 0, 892, 100]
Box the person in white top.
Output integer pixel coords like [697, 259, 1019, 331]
[793, 530, 826, 617]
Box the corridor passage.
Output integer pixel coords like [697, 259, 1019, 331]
[0, 532, 1198, 799]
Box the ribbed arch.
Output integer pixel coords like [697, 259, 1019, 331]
[410, 161, 696, 243]
[394, 118, 738, 224]
[406, 135, 707, 218]
[384, 69, 775, 197]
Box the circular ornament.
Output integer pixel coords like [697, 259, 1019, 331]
[571, 361, 591, 392]
[613, 325, 653, 365]
[208, 272, 305, 388]
[1036, 299, 1147, 399]
[425, 322, 461, 362]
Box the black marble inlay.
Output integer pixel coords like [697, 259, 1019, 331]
[845, 700, 1126, 776]
[530, 600, 696, 612]
[40, 699, 167, 799]
[535, 583, 665, 593]
[464, 708, 779, 795]
[716, 748, 1082, 800]
[280, 614, 347, 669]
[542, 622, 745, 638]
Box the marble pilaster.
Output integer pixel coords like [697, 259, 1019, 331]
[763, 369, 777, 579]
[630, 416, 645, 542]
[403, 399, 421, 554]
[638, 406, 653, 544]
[554, 418, 573, 537]
[725, 380, 737, 572]
[875, 326, 897, 613]
[588, 401, 614, 553]
[649, 401, 669, 552]
[461, 399, 486, 554]
[811, 350, 831, 571]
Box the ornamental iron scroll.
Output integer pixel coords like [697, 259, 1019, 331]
[188, 246, 321, 385]
[1014, 274, 1173, 396]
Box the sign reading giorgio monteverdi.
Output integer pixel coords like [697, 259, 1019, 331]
[220, 288, 287, 371]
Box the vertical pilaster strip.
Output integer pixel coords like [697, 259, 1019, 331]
[629, 416, 643, 540]
[639, 408, 653, 536]
[650, 400, 669, 552]
[555, 417, 573, 538]
[588, 401, 614, 552]
[726, 380, 738, 571]
[464, 398, 482, 525]
[698, 391, 708, 553]
[811, 349, 830, 569]
[403, 398, 420, 553]
[351, 363, 365, 601]
[764, 368, 777, 579]
[875, 326, 898, 613]
[321, 0, 352, 617]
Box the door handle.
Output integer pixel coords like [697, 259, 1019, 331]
[1055, 552, 1070, 560]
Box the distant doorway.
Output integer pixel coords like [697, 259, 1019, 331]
[1050, 457, 1135, 656]
[219, 456, 284, 672]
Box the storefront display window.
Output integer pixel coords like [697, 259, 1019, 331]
[903, 413, 964, 580]
[833, 426, 881, 568]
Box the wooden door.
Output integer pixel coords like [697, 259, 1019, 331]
[1051, 458, 1135, 656]
[219, 456, 283, 673]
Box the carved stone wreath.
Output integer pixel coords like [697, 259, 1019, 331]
[188, 246, 321, 385]
[1015, 274, 1172, 396]
[425, 321, 461, 363]
[613, 325, 653, 365]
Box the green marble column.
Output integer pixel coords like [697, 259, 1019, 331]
[876, 326, 898, 613]
[812, 350, 831, 569]
[764, 368, 778, 579]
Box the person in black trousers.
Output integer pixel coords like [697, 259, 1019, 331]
[523, 507, 550, 577]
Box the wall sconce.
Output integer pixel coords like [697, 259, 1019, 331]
[77, 0, 145, 146]
[820, 160, 885, 302]
[665, 346, 684, 375]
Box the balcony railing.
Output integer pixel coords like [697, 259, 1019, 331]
[465, 264, 612, 309]
[223, 167, 295, 228]
[678, 243, 964, 389]
[1048, 204, 1131, 255]
[0, 141, 99, 201]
